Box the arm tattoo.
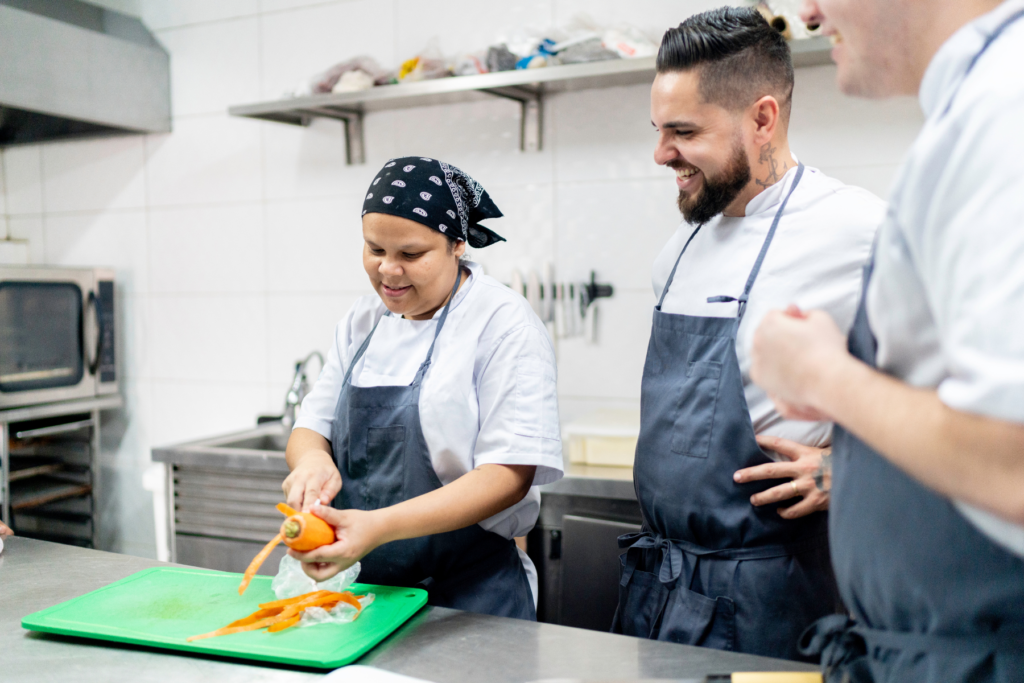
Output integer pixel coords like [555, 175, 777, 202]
[755, 142, 789, 189]
[813, 449, 832, 492]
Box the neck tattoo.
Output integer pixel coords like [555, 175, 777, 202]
[755, 142, 789, 189]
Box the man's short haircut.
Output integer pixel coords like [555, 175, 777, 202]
[657, 7, 794, 120]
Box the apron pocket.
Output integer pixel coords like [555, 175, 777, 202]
[615, 553, 669, 639]
[362, 426, 406, 507]
[660, 585, 736, 651]
[670, 360, 723, 459]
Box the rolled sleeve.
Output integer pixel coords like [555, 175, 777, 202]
[473, 325, 564, 486]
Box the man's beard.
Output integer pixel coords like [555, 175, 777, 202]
[676, 143, 751, 226]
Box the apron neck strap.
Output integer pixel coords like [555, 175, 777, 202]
[342, 264, 465, 387]
[729, 162, 804, 321]
[414, 265, 464, 381]
[657, 223, 706, 309]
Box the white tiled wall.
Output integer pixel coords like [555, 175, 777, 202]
[0, 0, 924, 558]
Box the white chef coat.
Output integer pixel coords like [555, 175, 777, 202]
[866, 0, 1024, 557]
[653, 163, 884, 453]
[295, 260, 563, 538]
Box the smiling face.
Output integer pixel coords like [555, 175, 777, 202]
[362, 213, 466, 321]
[652, 69, 754, 224]
[800, 0, 915, 97]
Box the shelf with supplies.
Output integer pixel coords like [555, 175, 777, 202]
[0, 395, 123, 548]
[228, 37, 833, 164]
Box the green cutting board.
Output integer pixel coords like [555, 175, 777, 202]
[21, 567, 428, 669]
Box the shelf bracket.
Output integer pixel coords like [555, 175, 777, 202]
[294, 105, 366, 165]
[480, 85, 543, 153]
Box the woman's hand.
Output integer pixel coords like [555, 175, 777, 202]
[282, 451, 342, 512]
[733, 435, 831, 519]
[0, 520, 13, 538]
[283, 428, 342, 512]
[288, 504, 385, 582]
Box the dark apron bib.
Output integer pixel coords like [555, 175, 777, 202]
[798, 12, 1024, 681]
[613, 165, 843, 660]
[330, 271, 536, 620]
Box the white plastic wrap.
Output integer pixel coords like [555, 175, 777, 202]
[272, 554, 361, 598]
[271, 555, 375, 628]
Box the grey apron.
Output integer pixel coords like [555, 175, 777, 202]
[799, 15, 1024, 673]
[613, 164, 843, 660]
[330, 270, 536, 620]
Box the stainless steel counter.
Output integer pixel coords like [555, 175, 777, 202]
[2, 537, 816, 682]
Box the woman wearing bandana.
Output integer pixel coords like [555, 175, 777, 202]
[281, 157, 562, 619]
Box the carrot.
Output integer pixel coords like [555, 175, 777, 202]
[187, 613, 291, 642]
[258, 590, 335, 610]
[279, 512, 335, 551]
[336, 592, 363, 611]
[227, 607, 281, 628]
[276, 502, 298, 517]
[238, 532, 282, 595]
[267, 614, 302, 633]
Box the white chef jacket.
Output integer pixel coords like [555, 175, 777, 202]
[866, 0, 1024, 557]
[295, 261, 564, 540]
[653, 163, 884, 453]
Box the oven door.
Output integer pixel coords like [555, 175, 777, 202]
[0, 268, 99, 408]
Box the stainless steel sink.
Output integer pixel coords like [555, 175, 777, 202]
[213, 431, 290, 452]
[152, 422, 291, 472]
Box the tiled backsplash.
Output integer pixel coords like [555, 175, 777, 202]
[0, 0, 924, 558]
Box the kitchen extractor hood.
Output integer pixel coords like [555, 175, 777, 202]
[0, 0, 170, 146]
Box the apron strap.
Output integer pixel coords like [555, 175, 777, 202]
[706, 163, 805, 322]
[619, 530, 829, 586]
[342, 265, 464, 387]
[657, 224, 706, 309]
[413, 265, 464, 383]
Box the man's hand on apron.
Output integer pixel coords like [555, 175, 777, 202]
[288, 504, 383, 582]
[282, 451, 343, 513]
[733, 435, 831, 519]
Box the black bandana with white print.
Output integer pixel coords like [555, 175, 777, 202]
[361, 156, 506, 248]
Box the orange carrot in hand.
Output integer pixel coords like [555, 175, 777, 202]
[238, 533, 282, 595]
[279, 511, 334, 551]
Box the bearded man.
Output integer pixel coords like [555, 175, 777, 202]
[611, 8, 884, 660]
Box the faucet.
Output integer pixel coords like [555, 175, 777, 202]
[281, 351, 324, 431]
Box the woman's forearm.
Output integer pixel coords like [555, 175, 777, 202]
[373, 464, 536, 544]
[285, 427, 333, 470]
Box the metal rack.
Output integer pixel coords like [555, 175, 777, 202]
[228, 37, 833, 164]
[0, 395, 122, 548]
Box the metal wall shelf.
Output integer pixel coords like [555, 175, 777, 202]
[228, 37, 833, 165]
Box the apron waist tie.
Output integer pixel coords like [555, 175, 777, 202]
[800, 614, 1024, 672]
[618, 530, 830, 586]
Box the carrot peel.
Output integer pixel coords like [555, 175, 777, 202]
[187, 589, 368, 641]
[276, 502, 298, 517]
[238, 533, 282, 595]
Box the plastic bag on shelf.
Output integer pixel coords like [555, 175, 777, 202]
[453, 51, 489, 76]
[397, 39, 450, 82]
[600, 26, 658, 59]
[332, 70, 376, 93]
[309, 56, 389, 94]
[271, 554, 361, 599]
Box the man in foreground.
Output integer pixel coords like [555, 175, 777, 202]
[751, 0, 1024, 680]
